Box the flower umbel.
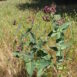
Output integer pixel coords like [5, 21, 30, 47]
[43, 3, 56, 14]
[57, 18, 65, 26]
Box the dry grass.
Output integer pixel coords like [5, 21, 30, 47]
[0, 40, 22, 77]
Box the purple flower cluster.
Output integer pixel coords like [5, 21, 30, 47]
[57, 18, 65, 26]
[43, 3, 56, 14]
[42, 15, 50, 22]
[42, 3, 56, 22]
[43, 6, 51, 14]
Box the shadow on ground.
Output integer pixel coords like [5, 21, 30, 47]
[0, 0, 6, 1]
[17, 0, 77, 13]
[17, 0, 52, 10]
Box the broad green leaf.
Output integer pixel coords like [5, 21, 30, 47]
[57, 43, 67, 50]
[59, 22, 70, 31]
[43, 54, 52, 60]
[37, 68, 43, 77]
[26, 61, 35, 76]
[36, 59, 50, 77]
[23, 54, 33, 63]
[56, 38, 64, 44]
[52, 22, 59, 30]
[60, 42, 72, 50]
[38, 39, 43, 48]
[56, 50, 61, 57]
[61, 44, 67, 50]
[56, 38, 64, 45]
[30, 32, 36, 44]
[56, 32, 61, 39]
[56, 32, 64, 39]
[50, 32, 57, 37]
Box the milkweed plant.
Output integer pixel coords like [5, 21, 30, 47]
[13, 3, 72, 77]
